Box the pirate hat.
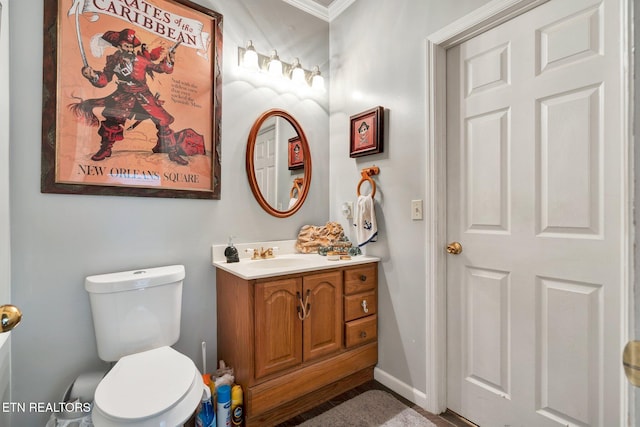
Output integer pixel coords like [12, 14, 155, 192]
[102, 29, 141, 47]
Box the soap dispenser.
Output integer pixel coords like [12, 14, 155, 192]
[224, 236, 239, 263]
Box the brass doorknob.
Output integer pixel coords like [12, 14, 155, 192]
[0, 305, 22, 333]
[446, 242, 463, 255]
[623, 341, 640, 386]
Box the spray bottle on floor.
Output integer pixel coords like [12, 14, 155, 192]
[196, 385, 216, 427]
[231, 384, 244, 426]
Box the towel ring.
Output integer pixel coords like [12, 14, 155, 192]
[356, 166, 379, 198]
[290, 177, 303, 199]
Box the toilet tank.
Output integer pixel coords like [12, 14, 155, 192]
[85, 265, 185, 362]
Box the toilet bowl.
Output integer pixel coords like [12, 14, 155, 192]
[85, 265, 202, 426]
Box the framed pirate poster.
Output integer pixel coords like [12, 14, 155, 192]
[41, 0, 223, 199]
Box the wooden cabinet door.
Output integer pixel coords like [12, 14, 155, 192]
[302, 271, 343, 362]
[254, 278, 302, 379]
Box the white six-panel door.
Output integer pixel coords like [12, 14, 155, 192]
[254, 123, 278, 207]
[446, 0, 625, 425]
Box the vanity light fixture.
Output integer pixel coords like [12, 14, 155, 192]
[238, 42, 326, 92]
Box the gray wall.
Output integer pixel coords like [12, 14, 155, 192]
[328, 0, 492, 396]
[9, 0, 328, 424]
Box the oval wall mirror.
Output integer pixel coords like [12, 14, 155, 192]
[246, 109, 312, 218]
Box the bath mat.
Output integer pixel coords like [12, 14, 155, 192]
[295, 389, 437, 427]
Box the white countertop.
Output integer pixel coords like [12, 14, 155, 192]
[212, 240, 379, 280]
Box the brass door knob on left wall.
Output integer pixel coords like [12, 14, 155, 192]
[0, 305, 22, 333]
[623, 341, 640, 386]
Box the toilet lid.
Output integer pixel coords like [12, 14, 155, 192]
[94, 346, 198, 421]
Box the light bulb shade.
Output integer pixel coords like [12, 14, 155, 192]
[268, 60, 282, 76]
[268, 50, 283, 77]
[311, 67, 325, 91]
[241, 40, 260, 71]
[312, 74, 325, 91]
[291, 67, 306, 85]
[243, 49, 259, 71]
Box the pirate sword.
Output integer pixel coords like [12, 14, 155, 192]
[71, 0, 89, 67]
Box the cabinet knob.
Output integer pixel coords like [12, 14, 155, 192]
[360, 275, 367, 281]
[361, 299, 369, 313]
[360, 331, 367, 339]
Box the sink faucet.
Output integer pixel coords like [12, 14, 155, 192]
[246, 247, 278, 260]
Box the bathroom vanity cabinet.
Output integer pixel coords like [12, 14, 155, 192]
[216, 261, 378, 426]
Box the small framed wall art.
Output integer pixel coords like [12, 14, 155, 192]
[349, 106, 384, 158]
[288, 136, 304, 170]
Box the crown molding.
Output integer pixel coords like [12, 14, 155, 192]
[282, 0, 330, 22]
[328, 0, 356, 21]
[282, 0, 356, 22]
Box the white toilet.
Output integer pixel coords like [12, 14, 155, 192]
[85, 265, 202, 427]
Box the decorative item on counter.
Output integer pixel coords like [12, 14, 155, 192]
[296, 221, 355, 254]
[325, 251, 353, 261]
[326, 251, 340, 261]
[317, 245, 362, 257]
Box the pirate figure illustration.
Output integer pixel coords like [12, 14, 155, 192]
[71, 28, 188, 165]
[357, 121, 370, 148]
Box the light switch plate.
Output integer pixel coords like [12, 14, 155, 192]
[411, 199, 423, 220]
[342, 202, 354, 219]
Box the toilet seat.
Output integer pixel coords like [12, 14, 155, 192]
[92, 346, 202, 427]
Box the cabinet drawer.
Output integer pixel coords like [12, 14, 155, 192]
[344, 264, 377, 295]
[344, 291, 377, 322]
[345, 315, 377, 348]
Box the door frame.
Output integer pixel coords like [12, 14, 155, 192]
[423, 0, 634, 416]
[0, 0, 12, 425]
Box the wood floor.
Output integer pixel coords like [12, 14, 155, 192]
[276, 380, 473, 426]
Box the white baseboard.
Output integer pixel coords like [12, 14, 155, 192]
[374, 367, 428, 409]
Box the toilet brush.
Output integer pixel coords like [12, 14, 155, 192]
[202, 341, 207, 375]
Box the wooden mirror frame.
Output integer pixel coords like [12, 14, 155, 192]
[246, 109, 312, 218]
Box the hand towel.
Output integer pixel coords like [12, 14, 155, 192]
[354, 194, 377, 247]
[288, 197, 298, 209]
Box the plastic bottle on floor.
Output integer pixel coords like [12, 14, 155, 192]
[196, 385, 216, 427]
[217, 384, 231, 427]
[231, 384, 244, 426]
